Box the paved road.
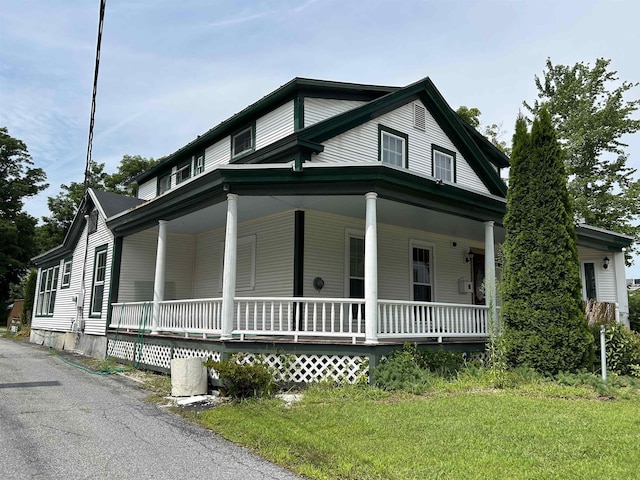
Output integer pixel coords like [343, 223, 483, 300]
[0, 338, 301, 480]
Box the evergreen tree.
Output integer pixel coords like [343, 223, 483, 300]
[501, 109, 594, 374]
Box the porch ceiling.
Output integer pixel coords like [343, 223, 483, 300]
[159, 195, 504, 243]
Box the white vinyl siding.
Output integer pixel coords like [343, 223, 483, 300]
[193, 212, 294, 298]
[577, 247, 617, 302]
[32, 212, 114, 335]
[304, 210, 480, 304]
[304, 98, 367, 127]
[138, 178, 156, 200]
[255, 101, 294, 150]
[205, 137, 231, 169]
[118, 230, 195, 303]
[313, 101, 491, 194]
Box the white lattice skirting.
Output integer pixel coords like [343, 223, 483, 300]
[106, 339, 368, 384]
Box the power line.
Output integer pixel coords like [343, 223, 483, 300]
[84, 0, 107, 189]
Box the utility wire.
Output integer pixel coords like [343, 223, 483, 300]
[84, 0, 107, 189]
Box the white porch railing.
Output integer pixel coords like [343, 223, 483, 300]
[234, 297, 365, 344]
[378, 300, 489, 340]
[110, 298, 491, 343]
[110, 302, 152, 331]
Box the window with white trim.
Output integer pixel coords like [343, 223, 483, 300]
[61, 258, 72, 288]
[90, 246, 108, 316]
[175, 160, 191, 184]
[36, 265, 59, 316]
[411, 244, 433, 302]
[432, 144, 456, 183]
[195, 155, 205, 174]
[219, 235, 257, 291]
[232, 126, 254, 157]
[158, 173, 171, 195]
[582, 262, 597, 300]
[379, 125, 407, 168]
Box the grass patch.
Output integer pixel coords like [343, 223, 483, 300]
[198, 380, 640, 480]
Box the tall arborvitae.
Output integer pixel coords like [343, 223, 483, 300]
[501, 108, 594, 374]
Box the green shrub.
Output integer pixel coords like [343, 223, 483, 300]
[591, 323, 640, 377]
[416, 347, 464, 378]
[629, 290, 640, 332]
[205, 354, 275, 399]
[372, 345, 432, 394]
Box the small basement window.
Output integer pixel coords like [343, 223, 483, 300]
[232, 126, 254, 157]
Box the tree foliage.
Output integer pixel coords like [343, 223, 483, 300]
[501, 110, 594, 374]
[0, 127, 47, 306]
[456, 106, 511, 155]
[36, 155, 159, 253]
[524, 58, 640, 258]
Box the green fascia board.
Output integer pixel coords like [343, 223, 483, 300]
[575, 225, 634, 251]
[296, 77, 507, 197]
[229, 136, 324, 166]
[108, 165, 508, 237]
[134, 78, 398, 185]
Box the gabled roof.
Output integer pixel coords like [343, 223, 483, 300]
[32, 189, 146, 265]
[135, 78, 397, 184]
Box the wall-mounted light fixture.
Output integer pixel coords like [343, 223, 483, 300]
[465, 249, 475, 263]
[603, 257, 610, 270]
[313, 277, 325, 291]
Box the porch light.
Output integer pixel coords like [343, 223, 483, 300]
[465, 249, 474, 263]
[313, 277, 325, 291]
[603, 257, 610, 269]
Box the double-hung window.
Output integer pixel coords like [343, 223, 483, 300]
[195, 155, 205, 174]
[232, 125, 254, 158]
[582, 262, 597, 300]
[432, 145, 456, 183]
[175, 160, 191, 184]
[158, 173, 171, 195]
[379, 125, 407, 168]
[90, 246, 108, 316]
[36, 265, 59, 316]
[61, 258, 72, 288]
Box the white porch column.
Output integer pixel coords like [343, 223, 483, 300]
[614, 249, 629, 327]
[220, 193, 238, 341]
[151, 220, 168, 335]
[484, 221, 498, 334]
[364, 192, 379, 345]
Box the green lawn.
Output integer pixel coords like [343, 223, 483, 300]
[199, 385, 640, 479]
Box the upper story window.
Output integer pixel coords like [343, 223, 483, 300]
[432, 145, 456, 183]
[195, 155, 205, 174]
[175, 160, 191, 185]
[158, 172, 171, 195]
[378, 125, 408, 168]
[232, 125, 254, 158]
[88, 210, 98, 234]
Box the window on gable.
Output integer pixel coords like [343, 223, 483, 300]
[90, 246, 108, 317]
[175, 160, 191, 185]
[432, 145, 456, 183]
[36, 265, 59, 316]
[379, 125, 408, 168]
[232, 126, 254, 158]
[61, 258, 72, 288]
[195, 155, 205, 174]
[158, 172, 171, 195]
[88, 210, 98, 234]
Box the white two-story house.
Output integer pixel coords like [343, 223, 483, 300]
[31, 77, 633, 382]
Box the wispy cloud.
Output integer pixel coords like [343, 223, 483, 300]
[204, 12, 269, 29]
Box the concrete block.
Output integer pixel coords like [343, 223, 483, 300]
[30, 329, 44, 345]
[171, 357, 208, 397]
[51, 332, 65, 351]
[63, 333, 77, 351]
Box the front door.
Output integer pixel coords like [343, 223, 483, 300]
[472, 253, 485, 305]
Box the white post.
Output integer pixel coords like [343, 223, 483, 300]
[151, 220, 168, 335]
[613, 248, 629, 327]
[364, 192, 379, 345]
[220, 193, 238, 340]
[484, 221, 498, 334]
[600, 324, 607, 382]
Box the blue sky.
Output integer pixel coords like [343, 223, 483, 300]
[1, 0, 639, 276]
